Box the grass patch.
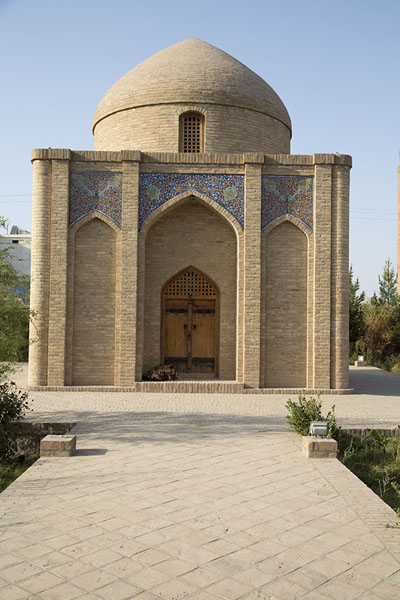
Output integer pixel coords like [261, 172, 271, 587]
[338, 432, 400, 512]
[0, 454, 38, 493]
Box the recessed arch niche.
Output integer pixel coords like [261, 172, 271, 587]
[261, 220, 308, 387]
[142, 196, 237, 379]
[72, 217, 116, 385]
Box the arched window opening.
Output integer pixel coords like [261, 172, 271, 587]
[179, 112, 204, 152]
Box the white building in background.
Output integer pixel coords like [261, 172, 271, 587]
[0, 226, 31, 298]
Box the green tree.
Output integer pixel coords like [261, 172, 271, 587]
[377, 258, 399, 306]
[358, 259, 400, 368]
[0, 381, 30, 459]
[349, 266, 365, 354]
[359, 301, 399, 363]
[0, 217, 31, 381]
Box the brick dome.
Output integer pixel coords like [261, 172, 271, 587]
[93, 38, 292, 154]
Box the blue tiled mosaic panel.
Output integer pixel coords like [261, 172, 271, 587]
[69, 172, 122, 227]
[261, 176, 313, 231]
[139, 173, 244, 229]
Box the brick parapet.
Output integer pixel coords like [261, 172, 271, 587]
[31, 149, 352, 168]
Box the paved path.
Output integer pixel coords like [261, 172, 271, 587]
[0, 367, 400, 599]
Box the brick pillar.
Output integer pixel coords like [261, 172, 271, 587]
[28, 158, 51, 386]
[118, 153, 140, 385]
[47, 157, 70, 386]
[243, 156, 263, 388]
[313, 162, 332, 388]
[331, 164, 350, 388]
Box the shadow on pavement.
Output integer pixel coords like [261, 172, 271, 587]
[65, 411, 291, 447]
[349, 366, 400, 396]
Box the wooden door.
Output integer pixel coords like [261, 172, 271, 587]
[162, 267, 218, 375]
[191, 298, 216, 373]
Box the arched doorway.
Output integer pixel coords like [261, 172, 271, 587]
[161, 267, 219, 376]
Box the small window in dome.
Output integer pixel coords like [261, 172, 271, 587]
[179, 112, 204, 153]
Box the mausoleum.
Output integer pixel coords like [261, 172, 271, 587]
[29, 38, 351, 392]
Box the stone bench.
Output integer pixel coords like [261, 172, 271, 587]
[40, 434, 76, 457]
[302, 436, 337, 458]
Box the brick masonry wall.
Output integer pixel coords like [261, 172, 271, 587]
[243, 162, 262, 388]
[29, 150, 351, 390]
[93, 104, 290, 155]
[47, 160, 69, 386]
[117, 161, 140, 386]
[313, 164, 332, 388]
[261, 221, 308, 387]
[28, 160, 51, 387]
[331, 165, 350, 388]
[142, 199, 237, 379]
[72, 218, 117, 385]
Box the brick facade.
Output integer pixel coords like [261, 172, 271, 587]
[28, 40, 351, 392]
[29, 150, 351, 391]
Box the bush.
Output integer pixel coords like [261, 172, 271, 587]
[285, 394, 338, 439]
[338, 431, 400, 512]
[0, 381, 30, 460]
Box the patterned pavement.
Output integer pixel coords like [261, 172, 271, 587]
[0, 367, 399, 599]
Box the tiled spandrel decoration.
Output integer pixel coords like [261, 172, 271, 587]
[139, 173, 244, 229]
[69, 171, 122, 227]
[262, 176, 313, 231]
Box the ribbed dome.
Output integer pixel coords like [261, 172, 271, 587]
[93, 39, 291, 133]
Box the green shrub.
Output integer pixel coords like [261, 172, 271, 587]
[285, 394, 338, 439]
[0, 454, 38, 492]
[0, 381, 30, 460]
[338, 433, 400, 512]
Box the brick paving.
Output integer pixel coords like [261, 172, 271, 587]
[0, 366, 399, 598]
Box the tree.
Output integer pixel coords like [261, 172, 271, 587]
[0, 217, 31, 381]
[349, 266, 365, 353]
[0, 381, 30, 459]
[357, 259, 400, 367]
[359, 301, 400, 363]
[377, 258, 399, 306]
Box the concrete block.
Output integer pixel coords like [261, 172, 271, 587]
[302, 436, 337, 459]
[354, 360, 367, 367]
[40, 434, 76, 457]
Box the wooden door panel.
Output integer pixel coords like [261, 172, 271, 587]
[192, 300, 216, 370]
[164, 299, 188, 371]
[162, 267, 219, 376]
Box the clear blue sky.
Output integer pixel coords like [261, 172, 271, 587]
[1, 0, 399, 296]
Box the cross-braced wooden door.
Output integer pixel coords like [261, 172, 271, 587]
[162, 267, 219, 375]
